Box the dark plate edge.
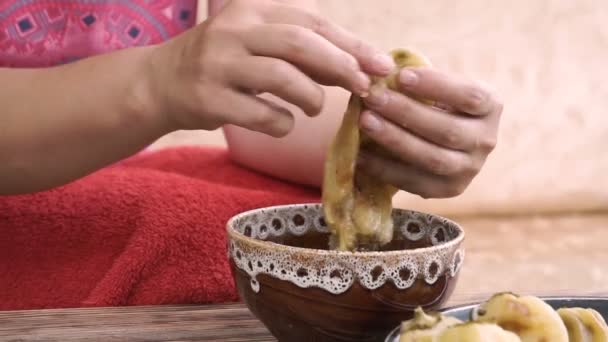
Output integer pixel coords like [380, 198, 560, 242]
[385, 296, 608, 342]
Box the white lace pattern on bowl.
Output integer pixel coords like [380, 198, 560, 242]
[228, 204, 464, 294]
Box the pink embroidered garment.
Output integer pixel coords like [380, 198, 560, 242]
[0, 0, 197, 67]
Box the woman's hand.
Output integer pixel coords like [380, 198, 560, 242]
[147, 0, 394, 137]
[358, 68, 503, 198]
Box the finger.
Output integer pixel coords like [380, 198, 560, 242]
[397, 67, 499, 116]
[432, 101, 455, 112]
[359, 110, 476, 177]
[244, 24, 370, 96]
[221, 90, 295, 137]
[227, 56, 325, 116]
[260, 2, 395, 75]
[357, 153, 470, 199]
[363, 86, 485, 151]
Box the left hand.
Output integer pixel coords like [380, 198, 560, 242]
[357, 67, 503, 198]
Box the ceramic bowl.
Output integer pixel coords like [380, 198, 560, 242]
[226, 204, 465, 342]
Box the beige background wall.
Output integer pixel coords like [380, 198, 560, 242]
[153, 0, 608, 217]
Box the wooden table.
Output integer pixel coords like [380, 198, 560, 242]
[0, 296, 502, 342]
[0, 303, 271, 342]
[2, 213, 607, 341]
[3, 293, 608, 342]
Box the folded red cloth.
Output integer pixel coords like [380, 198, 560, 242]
[0, 147, 320, 310]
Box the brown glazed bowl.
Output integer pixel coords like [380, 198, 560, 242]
[226, 204, 465, 342]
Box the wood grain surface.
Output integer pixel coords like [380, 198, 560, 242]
[3, 293, 608, 342]
[2, 214, 607, 341]
[0, 303, 272, 342]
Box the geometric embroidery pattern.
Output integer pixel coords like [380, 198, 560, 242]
[0, 0, 197, 67]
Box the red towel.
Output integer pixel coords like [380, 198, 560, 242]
[0, 147, 320, 310]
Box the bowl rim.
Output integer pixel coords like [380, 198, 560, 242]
[226, 203, 465, 257]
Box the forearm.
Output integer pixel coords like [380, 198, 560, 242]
[0, 46, 165, 195]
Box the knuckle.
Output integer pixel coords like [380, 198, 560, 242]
[271, 125, 291, 138]
[203, 54, 229, 75]
[482, 81, 504, 116]
[351, 38, 367, 56]
[463, 157, 482, 178]
[274, 117, 295, 137]
[342, 54, 359, 72]
[336, 54, 360, 84]
[478, 135, 498, 153]
[266, 61, 293, 87]
[461, 85, 489, 114]
[425, 151, 474, 177]
[350, 37, 375, 62]
[398, 95, 416, 113]
[380, 127, 401, 147]
[339, 55, 360, 83]
[282, 27, 310, 56]
[252, 108, 277, 129]
[425, 153, 456, 176]
[307, 12, 329, 35]
[439, 124, 466, 148]
[254, 105, 294, 137]
[386, 95, 414, 126]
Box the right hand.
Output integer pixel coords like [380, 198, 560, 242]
[146, 0, 395, 137]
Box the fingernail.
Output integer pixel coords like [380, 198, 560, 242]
[364, 86, 388, 107]
[400, 69, 418, 86]
[355, 72, 371, 96]
[360, 111, 383, 132]
[373, 53, 395, 73]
